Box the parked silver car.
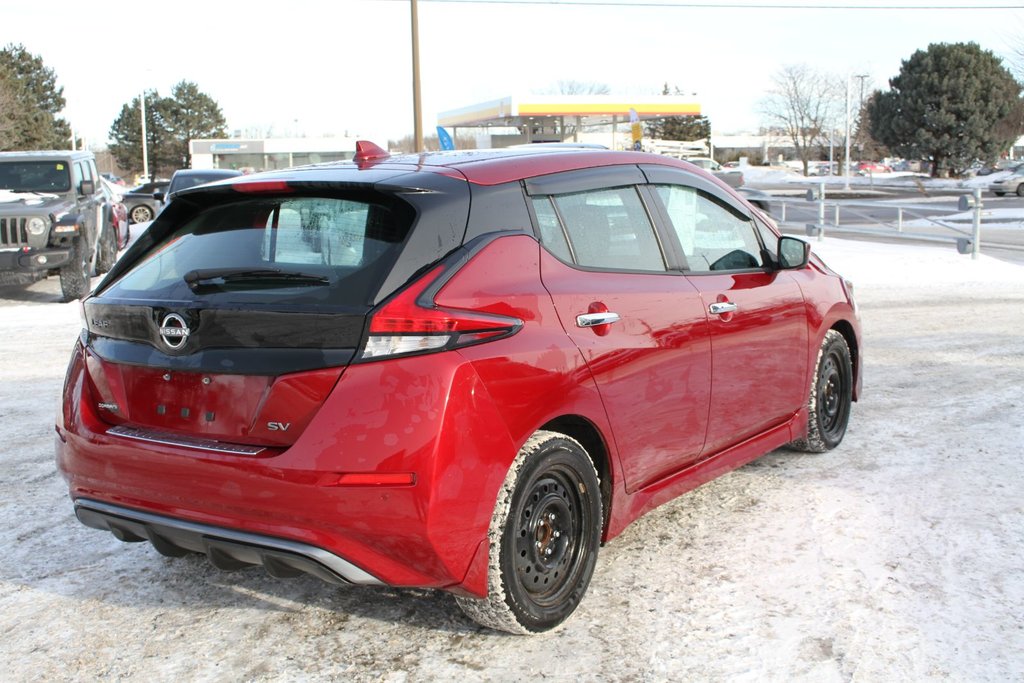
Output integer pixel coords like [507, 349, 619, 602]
[121, 180, 169, 223]
[989, 166, 1024, 196]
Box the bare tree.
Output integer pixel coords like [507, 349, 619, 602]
[550, 80, 610, 96]
[758, 64, 842, 175]
[388, 133, 477, 154]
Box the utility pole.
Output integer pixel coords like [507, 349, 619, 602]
[411, 0, 423, 153]
[140, 89, 149, 183]
[843, 74, 851, 190]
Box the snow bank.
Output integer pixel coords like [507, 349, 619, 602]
[810, 238, 1024, 287]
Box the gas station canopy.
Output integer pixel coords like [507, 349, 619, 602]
[438, 95, 701, 129]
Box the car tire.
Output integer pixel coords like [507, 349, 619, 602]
[96, 225, 117, 274]
[1016, 184, 1024, 197]
[456, 430, 602, 634]
[59, 238, 91, 302]
[130, 204, 154, 223]
[994, 191, 1006, 197]
[787, 329, 853, 453]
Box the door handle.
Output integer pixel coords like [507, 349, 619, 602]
[708, 302, 738, 316]
[576, 312, 621, 328]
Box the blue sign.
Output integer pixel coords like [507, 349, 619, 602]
[436, 127, 455, 151]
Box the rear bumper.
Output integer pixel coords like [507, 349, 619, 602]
[75, 498, 383, 585]
[56, 341, 522, 596]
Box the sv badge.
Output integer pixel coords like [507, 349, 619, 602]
[267, 422, 291, 432]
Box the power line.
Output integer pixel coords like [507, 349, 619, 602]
[385, 0, 1024, 8]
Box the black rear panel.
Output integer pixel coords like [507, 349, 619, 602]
[83, 301, 360, 374]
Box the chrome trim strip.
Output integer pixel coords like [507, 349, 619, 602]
[75, 498, 384, 586]
[106, 425, 266, 456]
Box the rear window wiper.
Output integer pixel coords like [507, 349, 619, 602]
[183, 267, 329, 291]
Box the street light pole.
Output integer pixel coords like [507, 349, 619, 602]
[843, 74, 851, 190]
[411, 0, 423, 153]
[140, 89, 149, 183]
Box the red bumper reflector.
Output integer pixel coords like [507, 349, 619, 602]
[331, 472, 416, 487]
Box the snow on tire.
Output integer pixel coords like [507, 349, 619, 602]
[455, 430, 602, 634]
[788, 329, 853, 453]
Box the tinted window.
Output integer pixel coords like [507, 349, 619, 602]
[531, 196, 572, 262]
[553, 187, 665, 272]
[656, 185, 764, 273]
[101, 195, 414, 307]
[0, 161, 72, 193]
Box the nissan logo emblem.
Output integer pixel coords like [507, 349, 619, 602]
[158, 313, 190, 350]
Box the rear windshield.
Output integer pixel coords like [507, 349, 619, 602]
[101, 194, 414, 307]
[0, 160, 72, 193]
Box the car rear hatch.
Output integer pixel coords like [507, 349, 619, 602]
[81, 170, 470, 450]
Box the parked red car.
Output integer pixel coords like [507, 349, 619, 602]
[57, 142, 861, 634]
[97, 179, 130, 273]
[855, 161, 892, 174]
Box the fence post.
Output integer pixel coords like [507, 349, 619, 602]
[957, 190, 984, 259]
[971, 188, 982, 260]
[781, 201, 787, 222]
[833, 204, 840, 227]
[817, 182, 826, 241]
[897, 207, 903, 232]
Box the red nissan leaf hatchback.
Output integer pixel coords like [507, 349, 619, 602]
[57, 143, 861, 634]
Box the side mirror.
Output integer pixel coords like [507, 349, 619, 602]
[778, 236, 810, 269]
[79, 180, 95, 196]
[153, 191, 165, 203]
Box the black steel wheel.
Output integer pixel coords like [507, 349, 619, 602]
[456, 431, 602, 634]
[129, 204, 153, 223]
[788, 329, 853, 453]
[59, 238, 91, 302]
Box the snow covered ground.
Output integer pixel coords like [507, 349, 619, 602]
[1, 238, 1022, 681]
[741, 164, 1012, 191]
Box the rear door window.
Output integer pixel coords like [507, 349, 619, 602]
[101, 195, 414, 307]
[546, 186, 666, 272]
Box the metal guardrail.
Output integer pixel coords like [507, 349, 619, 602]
[773, 184, 990, 259]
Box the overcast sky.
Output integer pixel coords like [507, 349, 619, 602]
[3, 0, 1021, 146]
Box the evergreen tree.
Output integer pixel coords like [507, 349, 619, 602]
[163, 81, 228, 168]
[108, 82, 226, 178]
[108, 90, 174, 179]
[0, 67, 28, 150]
[868, 42, 1022, 177]
[646, 84, 711, 142]
[0, 44, 71, 149]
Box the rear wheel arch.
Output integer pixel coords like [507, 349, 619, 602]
[456, 428, 603, 633]
[538, 415, 612, 537]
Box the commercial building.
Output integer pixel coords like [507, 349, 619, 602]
[189, 137, 358, 172]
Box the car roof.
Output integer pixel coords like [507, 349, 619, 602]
[172, 168, 243, 177]
[221, 146, 714, 188]
[0, 150, 95, 161]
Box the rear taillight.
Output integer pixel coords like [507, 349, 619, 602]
[360, 265, 522, 361]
